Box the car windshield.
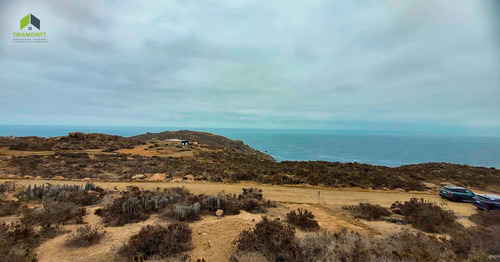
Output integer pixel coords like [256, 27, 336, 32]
[451, 189, 466, 193]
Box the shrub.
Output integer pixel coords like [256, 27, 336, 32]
[0, 201, 22, 217]
[163, 203, 201, 222]
[469, 210, 500, 227]
[96, 187, 193, 226]
[391, 198, 460, 233]
[342, 203, 391, 220]
[238, 188, 276, 213]
[0, 222, 38, 262]
[237, 216, 304, 261]
[65, 225, 106, 247]
[15, 182, 104, 206]
[0, 181, 16, 194]
[286, 209, 320, 231]
[300, 229, 459, 262]
[201, 193, 240, 215]
[450, 226, 500, 258]
[119, 223, 193, 261]
[22, 199, 86, 229]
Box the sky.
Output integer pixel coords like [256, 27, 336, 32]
[0, 0, 499, 135]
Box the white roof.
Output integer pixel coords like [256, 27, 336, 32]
[165, 139, 188, 142]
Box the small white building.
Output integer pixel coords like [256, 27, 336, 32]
[165, 139, 189, 145]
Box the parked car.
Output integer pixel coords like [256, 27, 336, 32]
[439, 185, 475, 202]
[472, 194, 500, 210]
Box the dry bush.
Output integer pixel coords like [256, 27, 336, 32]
[0, 181, 16, 194]
[301, 229, 386, 262]
[119, 223, 193, 261]
[238, 188, 276, 213]
[237, 216, 304, 262]
[0, 222, 38, 262]
[391, 198, 460, 233]
[65, 225, 106, 247]
[22, 199, 86, 229]
[163, 203, 201, 222]
[0, 201, 22, 217]
[230, 251, 268, 262]
[469, 210, 500, 227]
[342, 203, 391, 220]
[387, 230, 459, 261]
[450, 226, 500, 258]
[286, 208, 320, 231]
[300, 229, 459, 262]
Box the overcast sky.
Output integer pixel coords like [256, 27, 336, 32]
[1, 0, 499, 135]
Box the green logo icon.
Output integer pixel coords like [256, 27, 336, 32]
[20, 14, 40, 30]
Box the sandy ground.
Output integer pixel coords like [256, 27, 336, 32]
[2, 179, 484, 262]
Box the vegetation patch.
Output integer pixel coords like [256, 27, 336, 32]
[237, 216, 304, 261]
[286, 208, 320, 231]
[65, 225, 106, 247]
[391, 198, 460, 233]
[0, 222, 39, 262]
[343, 203, 391, 220]
[15, 182, 104, 206]
[119, 223, 193, 261]
[469, 210, 500, 227]
[22, 199, 86, 229]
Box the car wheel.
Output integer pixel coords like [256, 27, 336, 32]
[452, 196, 461, 202]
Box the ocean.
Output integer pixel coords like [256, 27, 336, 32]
[1, 125, 499, 168]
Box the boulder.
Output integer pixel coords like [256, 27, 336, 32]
[68, 132, 88, 140]
[215, 209, 224, 217]
[171, 178, 182, 182]
[23, 175, 34, 179]
[131, 174, 146, 180]
[52, 176, 66, 180]
[147, 173, 167, 181]
[184, 175, 195, 180]
[35, 176, 42, 180]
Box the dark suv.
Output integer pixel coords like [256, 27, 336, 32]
[439, 185, 475, 202]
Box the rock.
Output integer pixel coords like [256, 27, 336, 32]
[35, 176, 42, 180]
[206, 241, 213, 248]
[171, 178, 183, 182]
[68, 132, 88, 140]
[394, 188, 406, 192]
[7, 174, 18, 178]
[52, 176, 66, 180]
[131, 174, 146, 180]
[23, 175, 34, 179]
[215, 209, 224, 217]
[83, 177, 91, 181]
[147, 173, 167, 181]
[184, 175, 195, 180]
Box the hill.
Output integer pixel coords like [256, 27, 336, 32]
[0, 130, 499, 192]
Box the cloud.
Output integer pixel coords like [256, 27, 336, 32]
[0, 0, 499, 135]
